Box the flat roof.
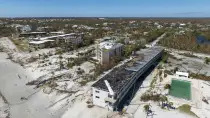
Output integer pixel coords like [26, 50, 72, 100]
[29, 40, 54, 45]
[92, 47, 163, 94]
[99, 41, 123, 50]
[20, 32, 47, 35]
[176, 71, 189, 77]
[33, 33, 79, 40]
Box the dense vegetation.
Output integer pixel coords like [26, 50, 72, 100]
[141, 93, 168, 102]
[159, 31, 210, 54]
[0, 26, 16, 37]
[178, 104, 198, 117]
[190, 73, 210, 81]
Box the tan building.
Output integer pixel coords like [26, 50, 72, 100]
[96, 41, 123, 65]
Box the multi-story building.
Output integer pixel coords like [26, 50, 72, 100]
[92, 47, 163, 111]
[15, 25, 31, 33]
[29, 33, 83, 49]
[96, 41, 123, 65]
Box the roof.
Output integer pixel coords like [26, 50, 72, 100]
[92, 47, 163, 94]
[175, 71, 189, 77]
[99, 41, 123, 50]
[29, 40, 54, 45]
[20, 32, 47, 35]
[33, 33, 78, 40]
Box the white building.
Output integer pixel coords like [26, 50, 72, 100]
[15, 24, 31, 33]
[29, 40, 54, 49]
[96, 41, 123, 64]
[29, 33, 83, 49]
[180, 23, 186, 27]
[92, 47, 163, 111]
[92, 86, 114, 110]
[175, 71, 189, 78]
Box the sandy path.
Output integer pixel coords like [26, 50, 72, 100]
[0, 52, 59, 118]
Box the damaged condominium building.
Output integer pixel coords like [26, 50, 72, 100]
[92, 47, 163, 111]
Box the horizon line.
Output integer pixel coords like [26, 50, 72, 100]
[1, 16, 210, 19]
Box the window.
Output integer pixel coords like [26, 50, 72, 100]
[96, 96, 100, 99]
[95, 90, 100, 93]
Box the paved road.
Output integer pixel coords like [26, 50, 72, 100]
[145, 33, 166, 48]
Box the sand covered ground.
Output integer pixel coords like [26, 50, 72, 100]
[0, 52, 68, 118]
[1, 36, 210, 118]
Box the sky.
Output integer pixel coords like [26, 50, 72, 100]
[0, 0, 210, 17]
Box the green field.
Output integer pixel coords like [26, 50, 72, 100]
[169, 79, 191, 100]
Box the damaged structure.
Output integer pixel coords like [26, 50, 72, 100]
[29, 33, 83, 49]
[92, 47, 163, 111]
[96, 41, 123, 65]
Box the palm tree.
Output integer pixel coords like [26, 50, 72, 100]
[160, 96, 168, 108]
[144, 104, 150, 112]
[144, 104, 151, 118]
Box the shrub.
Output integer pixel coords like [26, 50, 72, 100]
[141, 93, 161, 102]
[205, 57, 210, 64]
[164, 70, 173, 75]
[164, 73, 167, 78]
[87, 104, 94, 108]
[178, 104, 197, 117]
[144, 104, 150, 112]
[159, 70, 163, 76]
[190, 73, 210, 81]
[157, 65, 163, 69]
[161, 51, 169, 63]
[79, 80, 88, 86]
[164, 84, 171, 89]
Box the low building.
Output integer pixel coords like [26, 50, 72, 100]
[175, 71, 189, 78]
[92, 47, 163, 111]
[15, 25, 31, 33]
[29, 40, 55, 49]
[96, 41, 123, 65]
[29, 33, 83, 49]
[19, 32, 47, 38]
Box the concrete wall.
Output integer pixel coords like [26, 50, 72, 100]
[97, 45, 123, 65]
[92, 87, 113, 110]
[101, 50, 110, 64]
[65, 35, 83, 45]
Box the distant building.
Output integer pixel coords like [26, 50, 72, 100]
[15, 25, 31, 33]
[180, 23, 186, 27]
[19, 32, 47, 38]
[37, 26, 52, 32]
[50, 31, 64, 35]
[96, 41, 123, 65]
[29, 40, 55, 49]
[92, 47, 163, 111]
[29, 33, 83, 50]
